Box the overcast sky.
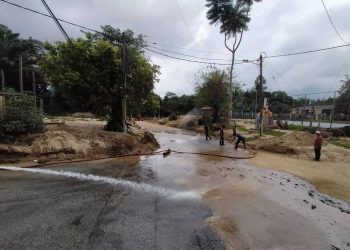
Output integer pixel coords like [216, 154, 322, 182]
[1, 0, 350, 99]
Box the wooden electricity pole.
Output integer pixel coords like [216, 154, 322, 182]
[330, 91, 336, 128]
[259, 54, 263, 136]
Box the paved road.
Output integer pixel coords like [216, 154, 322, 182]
[0, 132, 225, 250]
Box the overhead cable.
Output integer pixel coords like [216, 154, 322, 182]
[40, 0, 70, 41]
[147, 45, 232, 61]
[2, 0, 350, 60]
[265, 43, 350, 58]
[143, 47, 248, 65]
[320, 0, 348, 45]
[173, 0, 194, 41]
[264, 60, 300, 93]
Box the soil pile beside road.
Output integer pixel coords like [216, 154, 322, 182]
[0, 118, 159, 165]
[249, 131, 350, 162]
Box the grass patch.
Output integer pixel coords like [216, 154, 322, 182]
[236, 124, 249, 132]
[245, 136, 257, 142]
[288, 124, 304, 131]
[263, 129, 286, 137]
[328, 138, 350, 149]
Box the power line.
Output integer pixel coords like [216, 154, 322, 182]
[0, 0, 101, 33]
[320, 0, 348, 45]
[327, 47, 350, 91]
[147, 45, 232, 61]
[173, 0, 194, 42]
[40, 0, 70, 41]
[147, 41, 233, 56]
[290, 90, 337, 97]
[3, 0, 350, 60]
[144, 47, 248, 65]
[264, 60, 300, 93]
[265, 43, 350, 58]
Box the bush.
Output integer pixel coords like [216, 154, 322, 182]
[169, 114, 178, 121]
[0, 92, 44, 136]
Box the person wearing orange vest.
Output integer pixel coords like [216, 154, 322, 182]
[314, 131, 323, 161]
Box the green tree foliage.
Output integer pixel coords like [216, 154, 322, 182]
[160, 92, 196, 116]
[268, 91, 293, 114]
[195, 68, 230, 122]
[0, 24, 44, 92]
[141, 92, 161, 117]
[0, 89, 44, 136]
[0, 24, 20, 79]
[335, 75, 350, 114]
[39, 29, 159, 131]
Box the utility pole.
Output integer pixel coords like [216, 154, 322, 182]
[1, 68, 4, 90]
[282, 94, 285, 121]
[32, 71, 37, 111]
[122, 44, 127, 133]
[19, 54, 23, 94]
[259, 54, 263, 136]
[330, 91, 336, 128]
[301, 94, 307, 126]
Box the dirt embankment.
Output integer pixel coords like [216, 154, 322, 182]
[247, 131, 350, 202]
[249, 131, 350, 162]
[0, 118, 159, 165]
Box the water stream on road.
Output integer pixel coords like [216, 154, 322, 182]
[0, 166, 199, 200]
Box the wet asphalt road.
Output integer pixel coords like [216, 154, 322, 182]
[0, 132, 225, 250]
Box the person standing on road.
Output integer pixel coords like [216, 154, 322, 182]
[204, 125, 211, 141]
[234, 132, 246, 149]
[314, 131, 323, 161]
[220, 125, 225, 146]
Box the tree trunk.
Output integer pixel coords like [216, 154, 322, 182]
[0, 68, 4, 90]
[106, 102, 124, 132]
[228, 50, 235, 119]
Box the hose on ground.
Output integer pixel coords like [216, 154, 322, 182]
[2, 148, 255, 169]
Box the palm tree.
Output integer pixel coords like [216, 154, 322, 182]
[205, 0, 260, 118]
[0, 24, 20, 90]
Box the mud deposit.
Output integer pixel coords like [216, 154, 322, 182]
[1, 121, 349, 250]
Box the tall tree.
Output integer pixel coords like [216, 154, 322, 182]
[195, 67, 230, 122]
[0, 24, 20, 89]
[206, 0, 259, 118]
[0, 24, 44, 92]
[39, 30, 159, 131]
[335, 75, 350, 115]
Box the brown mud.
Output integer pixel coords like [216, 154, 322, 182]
[0, 118, 158, 166]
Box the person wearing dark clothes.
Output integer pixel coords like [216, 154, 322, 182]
[204, 125, 211, 140]
[220, 125, 225, 146]
[314, 131, 322, 161]
[234, 132, 246, 149]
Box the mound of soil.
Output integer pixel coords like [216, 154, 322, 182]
[0, 120, 159, 164]
[249, 131, 350, 162]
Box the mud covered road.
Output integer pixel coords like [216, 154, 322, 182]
[1, 121, 350, 250]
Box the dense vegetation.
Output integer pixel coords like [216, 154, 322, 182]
[0, 89, 43, 136]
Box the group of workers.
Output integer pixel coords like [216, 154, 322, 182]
[204, 124, 324, 161]
[204, 123, 246, 149]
